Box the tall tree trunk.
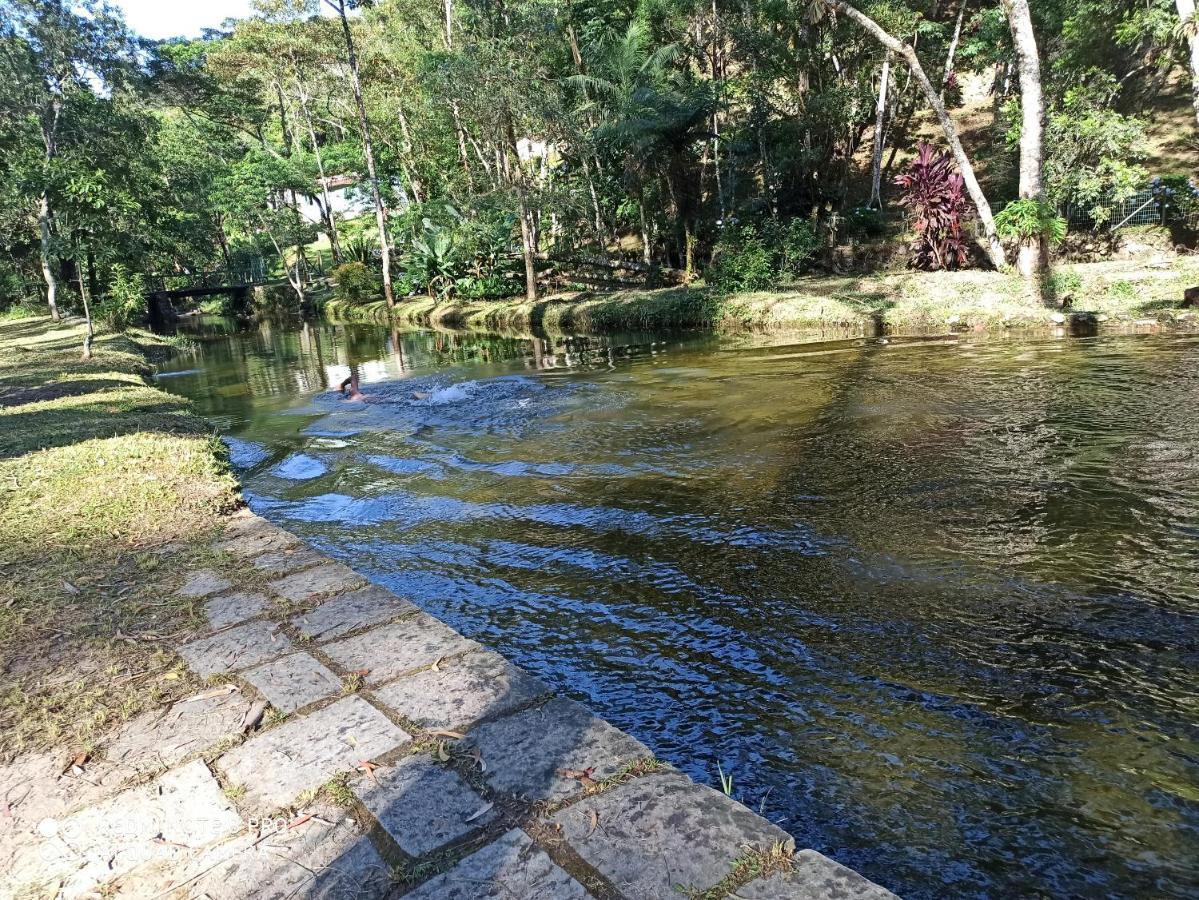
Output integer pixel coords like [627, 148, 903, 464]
[827, 0, 1007, 270]
[396, 107, 424, 202]
[39, 97, 62, 321]
[293, 65, 343, 263]
[327, 0, 395, 307]
[38, 193, 59, 321]
[941, 1, 967, 98]
[75, 248, 93, 359]
[639, 194, 652, 266]
[1176, 0, 1199, 130]
[1002, 0, 1047, 277]
[259, 213, 305, 305]
[869, 52, 891, 208]
[505, 121, 538, 302]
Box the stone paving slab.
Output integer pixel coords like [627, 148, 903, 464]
[178, 620, 293, 676]
[291, 584, 417, 642]
[0, 692, 251, 859]
[242, 652, 344, 713]
[372, 649, 549, 732]
[467, 698, 650, 803]
[323, 612, 479, 684]
[205, 591, 270, 630]
[214, 517, 302, 557]
[269, 563, 365, 604]
[216, 696, 410, 813]
[129, 803, 392, 900]
[738, 849, 899, 899]
[550, 770, 792, 899]
[404, 829, 589, 900]
[353, 754, 495, 857]
[7, 759, 241, 898]
[251, 546, 327, 576]
[179, 569, 233, 598]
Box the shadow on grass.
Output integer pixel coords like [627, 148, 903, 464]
[0, 378, 133, 408]
[0, 396, 206, 459]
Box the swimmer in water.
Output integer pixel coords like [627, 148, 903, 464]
[338, 369, 368, 402]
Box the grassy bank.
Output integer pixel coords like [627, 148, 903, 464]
[0, 318, 241, 761]
[326, 257, 1199, 336]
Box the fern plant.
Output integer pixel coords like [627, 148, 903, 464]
[994, 198, 1067, 245]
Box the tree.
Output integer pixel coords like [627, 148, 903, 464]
[823, 0, 1007, 270]
[1000, 0, 1046, 277]
[1177, 0, 1199, 130]
[325, 0, 395, 307]
[0, 0, 138, 320]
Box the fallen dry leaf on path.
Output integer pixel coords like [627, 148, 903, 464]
[357, 760, 383, 786]
[241, 700, 268, 734]
[182, 684, 238, 703]
[586, 808, 599, 837]
[464, 801, 493, 822]
[60, 751, 88, 775]
[428, 729, 465, 740]
[287, 814, 313, 830]
[436, 741, 451, 762]
[558, 767, 596, 787]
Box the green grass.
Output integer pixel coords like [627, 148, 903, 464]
[0, 317, 241, 760]
[325, 256, 1199, 337]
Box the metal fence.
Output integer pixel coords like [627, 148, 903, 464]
[1065, 189, 1199, 233]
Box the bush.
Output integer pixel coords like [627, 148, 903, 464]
[455, 274, 521, 300]
[1151, 174, 1199, 223]
[842, 206, 887, 239]
[332, 261, 379, 304]
[995, 198, 1067, 245]
[1040, 81, 1147, 224]
[709, 225, 774, 291]
[895, 143, 972, 271]
[97, 264, 145, 331]
[708, 218, 820, 291]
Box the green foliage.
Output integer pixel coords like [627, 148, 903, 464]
[1049, 270, 1083, 298]
[332, 261, 379, 304]
[995, 199, 1068, 245]
[1151, 175, 1199, 222]
[709, 226, 776, 292]
[770, 219, 822, 278]
[96, 264, 145, 331]
[344, 233, 379, 266]
[1041, 83, 1148, 224]
[709, 219, 820, 292]
[405, 223, 458, 297]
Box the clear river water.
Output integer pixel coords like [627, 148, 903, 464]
[155, 317, 1199, 899]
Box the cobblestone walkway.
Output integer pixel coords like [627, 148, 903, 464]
[1, 513, 897, 899]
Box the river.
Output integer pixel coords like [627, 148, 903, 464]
[154, 316, 1199, 899]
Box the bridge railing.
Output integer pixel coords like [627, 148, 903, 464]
[148, 256, 325, 293]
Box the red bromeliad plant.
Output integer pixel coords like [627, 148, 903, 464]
[895, 143, 973, 271]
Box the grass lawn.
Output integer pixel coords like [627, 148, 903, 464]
[325, 255, 1199, 337]
[0, 318, 242, 761]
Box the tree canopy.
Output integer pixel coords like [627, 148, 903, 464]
[0, 0, 1195, 317]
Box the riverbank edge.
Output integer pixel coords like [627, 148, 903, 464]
[0, 318, 897, 899]
[324, 256, 1199, 337]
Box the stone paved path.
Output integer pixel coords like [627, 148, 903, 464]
[0, 513, 898, 900]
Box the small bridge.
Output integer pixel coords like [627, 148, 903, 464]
[146, 267, 272, 301]
[146, 260, 326, 323]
